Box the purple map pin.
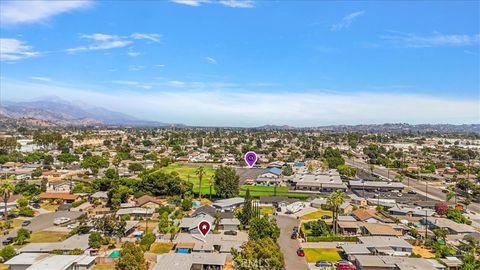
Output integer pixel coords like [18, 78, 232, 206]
[244, 151, 258, 167]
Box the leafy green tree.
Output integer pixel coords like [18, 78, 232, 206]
[16, 228, 30, 245]
[17, 197, 28, 208]
[57, 153, 79, 164]
[214, 166, 239, 199]
[282, 165, 293, 176]
[158, 212, 171, 234]
[0, 246, 16, 261]
[128, 163, 144, 172]
[195, 166, 205, 199]
[89, 232, 103, 249]
[139, 171, 192, 196]
[323, 147, 345, 169]
[139, 232, 155, 251]
[181, 192, 193, 211]
[232, 238, 285, 270]
[337, 165, 357, 178]
[327, 190, 345, 234]
[239, 188, 254, 226]
[81, 155, 109, 174]
[116, 242, 148, 270]
[248, 217, 280, 241]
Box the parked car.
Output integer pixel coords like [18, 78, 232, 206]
[291, 233, 297, 239]
[224, 230, 237, 236]
[408, 190, 417, 195]
[2, 237, 13, 245]
[296, 248, 305, 257]
[315, 260, 333, 267]
[32, 203, 41, 209]
[321, 215, 331, 220]
[53, 217, 71, 225]
[7, 214, 17, 219]
[21, 220, 31, 226]
[336, 260, 356, 270]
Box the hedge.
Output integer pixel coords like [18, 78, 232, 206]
[306, 235, 358, 242]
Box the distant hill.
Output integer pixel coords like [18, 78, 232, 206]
[0, 97, 176, 127]
[256, 125, 295, 130]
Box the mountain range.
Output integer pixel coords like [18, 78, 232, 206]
[1, 97, 478, 133]
[0, 97, 174, 127]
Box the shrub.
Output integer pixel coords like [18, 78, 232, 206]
[18, 207, 35, 217]
[139, 233, 156, 251]
[71, 199, 87, 208]
[0, 246, 16, 261]
[306, 235, 358, 242]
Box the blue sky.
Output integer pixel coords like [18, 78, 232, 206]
[0, 0, 479, 126]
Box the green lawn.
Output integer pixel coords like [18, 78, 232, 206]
[304, 248, 341, 263]
[300, 210, 333, 220]
[260, 206, 275, 216]
[29, 231, 69, 243]
[157, 163, 217, 195]
[150, 242, 173, 254]
[239, 185, 312, 199]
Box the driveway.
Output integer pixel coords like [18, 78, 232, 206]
[0, 211, 83, 244]
[274, 215, 309, 270]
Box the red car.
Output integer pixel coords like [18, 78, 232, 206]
[296, 248, 305, 257]
[336, 261, 357, 270]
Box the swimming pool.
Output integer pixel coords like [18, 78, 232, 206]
[108, 250, 121, 258]
[176, 248, 190, 254]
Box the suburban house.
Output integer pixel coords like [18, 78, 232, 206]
[18, 235, 90, 254]
[46, 181, 73, 193]
[341, 236, 413, 260]
[388, 205, 435, 217]
[354, 255, 445, 270]
[38, 192, 79, 203]
[351, 209, 393, 224]
[5, 253, 96, 270]
[116, 207, 154, 219]
[135, 195, 164, 209]
[153, 252, 227, 270]
[179, 213, 215, 234]
[212, 197, 245, 211]
[219, 218, 241, 231]
[361, 223, 404, 237]
[421, 217, 476, 235]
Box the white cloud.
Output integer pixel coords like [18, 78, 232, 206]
[111, 80, 151, 89]
[0, 0, 92, 26]
[203, 56, 217, 64]
[128, 65, 145, 72]
[155, 64, 166, 68]
[66, 33, 160, 53]
[28, 76, 52, 82]
[381, 32, 480, 48]
[2, 78, 478, 127]
[171, 0, 254, 8]
[130, 33, 161, 43]
[331, 11, 365, 31]
[127, 51, 141, 57]
[0, 38, 39, 61]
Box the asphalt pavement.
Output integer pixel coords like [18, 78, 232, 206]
[0, 211, 83, 244]
[346, 157, 480, 214]
[273, 215, 309, 270]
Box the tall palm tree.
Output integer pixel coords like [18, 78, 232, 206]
[327, 190, 345, 235]
[0, 183, 14, 221]
[195, 166, 205, 199]
[446, 185, 457, 204]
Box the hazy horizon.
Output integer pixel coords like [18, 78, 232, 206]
[1, 1, 479, 126]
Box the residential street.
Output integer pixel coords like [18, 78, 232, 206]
[273, 215, 309, 270]
[346, 157, 480, 214]
[0, 211, 83, 244]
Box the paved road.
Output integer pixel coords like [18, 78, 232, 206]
[0, 211, 82, 244]
[274, 215, 309, 270]
[346, 157, 480, 214]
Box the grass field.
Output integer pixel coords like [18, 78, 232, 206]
[157, 163, 217, 195]
[239, 185, 312, 199]
[300, 210, 333, 220]
[304, 248, 341, 263]
[29, 231, 69, 243]
[93, 264, 115, 270]
[150, 242, 173, 254]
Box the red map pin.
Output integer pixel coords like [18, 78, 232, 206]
[198, 220, 211, 237]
